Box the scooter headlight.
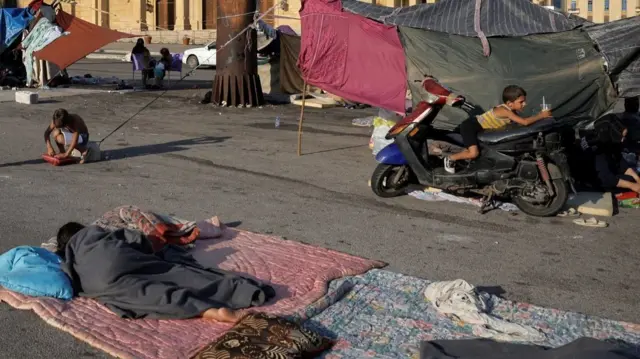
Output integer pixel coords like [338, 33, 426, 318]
[386, 123, 414, 140]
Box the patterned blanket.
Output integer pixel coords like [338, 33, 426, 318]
[1, 206, 385, 359]
[42, 205, 206, 252]
[95, 205, 202, 250]
[299, 270, 640, 359]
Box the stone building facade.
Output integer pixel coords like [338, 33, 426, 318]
[13, 0, 640, 44]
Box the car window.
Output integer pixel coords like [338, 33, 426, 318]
[206, 42, 216, 50]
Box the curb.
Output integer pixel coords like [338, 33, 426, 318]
[94, 50, 162, 56]
[86, 53, 130, 61]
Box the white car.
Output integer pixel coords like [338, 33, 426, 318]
[182, 41, 216, 68]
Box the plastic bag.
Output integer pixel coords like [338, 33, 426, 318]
[369, 116, 397, 155]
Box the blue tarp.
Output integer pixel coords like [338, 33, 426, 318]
[0, 8, 33, 54]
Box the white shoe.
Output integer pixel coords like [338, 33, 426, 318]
[444, 158, 456, 174]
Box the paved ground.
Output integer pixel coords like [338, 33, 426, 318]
[0, 61, 638, 358]
[99, 42, 200, 54]
[66, 59, 215, 90]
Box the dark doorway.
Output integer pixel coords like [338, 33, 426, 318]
[202, 0, 217, 29]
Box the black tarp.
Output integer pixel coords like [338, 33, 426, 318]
[342, 0, 587, 37]
[585, 17, 640, 98]
[279, 33, 304, 94]
[419, 337, 640, 359]
[400, 26, 616, 130]
[342, 0, 640, 98]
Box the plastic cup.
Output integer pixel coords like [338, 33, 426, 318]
[541, 103, 551, 111]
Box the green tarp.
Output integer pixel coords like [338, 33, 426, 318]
[400, 27, 617, 130]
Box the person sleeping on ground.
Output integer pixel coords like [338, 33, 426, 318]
[55, 222, 275, 323]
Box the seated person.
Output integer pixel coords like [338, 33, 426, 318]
[577, 115, 640, 194]
[620, 96, 640, 149]
[56, 222, 275, 322]
[445, 85, 552, 173]
[131, 38, 154, 88]
[153, 48, 172, 88]
[44, 108, 91, 163]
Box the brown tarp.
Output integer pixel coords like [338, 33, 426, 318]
[34, 10, 134, 70]
[279, 33, 304, 94]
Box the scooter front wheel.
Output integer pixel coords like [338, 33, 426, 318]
[371, 164, 410, 198]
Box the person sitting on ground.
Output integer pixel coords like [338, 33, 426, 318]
[577, 115, 640, 194]
[55, 222, 275, 322]
[131, 38, 153, 88]
[44, 108, 91, 163]
[444, 85, 552, 174]
[620, 96, 640, 150]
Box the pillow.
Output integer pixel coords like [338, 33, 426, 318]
[192, 312, 333, 359]
[42, 154, 78, 166]
[0, 246, 73, 300]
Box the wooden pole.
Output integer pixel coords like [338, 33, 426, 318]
[296, 81, 308, 156]
[212, 0, 264, 107]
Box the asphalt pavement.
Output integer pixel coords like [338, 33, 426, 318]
[67, 59, 215, 91]
[0, 60, 638, 358]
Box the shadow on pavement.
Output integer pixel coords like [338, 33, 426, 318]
[0, 136, 229, 168]
[103, 136, 230, 161]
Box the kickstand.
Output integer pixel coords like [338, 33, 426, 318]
[478, 193, 496, 214]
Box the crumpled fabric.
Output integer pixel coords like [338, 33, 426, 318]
[22, 18, 64, 85]
[424, 279, 545, 343]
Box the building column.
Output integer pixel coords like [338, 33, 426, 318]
[175, 0, 192, 30]
[576, 0, 589, 19]
[132, 0, 144, 30]
[628, 0, 639, 17]
[610, 0, 622, 20]
[591, 0, 605, 22]
[191, 0, 202, 30]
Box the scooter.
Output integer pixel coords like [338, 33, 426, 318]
[371, 77, 575, 217]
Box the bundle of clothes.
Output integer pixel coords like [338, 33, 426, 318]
[420, 279, 640, 359]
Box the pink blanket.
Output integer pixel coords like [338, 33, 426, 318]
[0, 214, 384, 359]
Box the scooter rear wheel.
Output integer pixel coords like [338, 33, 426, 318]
[512, 177, 569, 217]
[371, 164, 410, 198]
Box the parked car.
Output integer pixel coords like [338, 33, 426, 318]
[182, 41, 216, 68]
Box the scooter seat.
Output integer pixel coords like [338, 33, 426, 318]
[444, 133, 464, 147]
[477, 118, 557, 144]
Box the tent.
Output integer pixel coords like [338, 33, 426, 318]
[34, 10, 134, 70]
[298, 0, 640, 130]
[298, 0, 407, 113]
[0, 8, 33, 54]
[0, 2, 134, 87]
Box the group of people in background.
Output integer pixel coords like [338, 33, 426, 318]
[131, 38, 174, 90]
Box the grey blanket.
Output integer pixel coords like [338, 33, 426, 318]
[420, 338, 639, 359]
[61, 225, 275, 319]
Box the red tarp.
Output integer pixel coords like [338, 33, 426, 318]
[34, 10, 134, 70]
[298, 0, 407, 113]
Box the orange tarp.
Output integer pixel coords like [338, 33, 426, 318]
[34, 10, 134, 69]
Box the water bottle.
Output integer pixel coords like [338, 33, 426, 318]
[275, 116, 280, 128]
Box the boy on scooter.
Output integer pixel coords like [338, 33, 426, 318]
[444, 85, 552, 174]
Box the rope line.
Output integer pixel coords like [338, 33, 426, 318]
[98, 0, 283, 144]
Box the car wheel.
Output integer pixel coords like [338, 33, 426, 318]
[187, 55, 199, 68]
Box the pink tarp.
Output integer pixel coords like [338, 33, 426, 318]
[298, 0, 407, 113]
